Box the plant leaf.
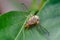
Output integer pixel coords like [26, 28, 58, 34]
[0, 11, 29, 40]
[37, 0, 60, 40]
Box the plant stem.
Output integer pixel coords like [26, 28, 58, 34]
[30, 0, 47, 15]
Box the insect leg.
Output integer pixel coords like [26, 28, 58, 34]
[36, 24, 49, 36]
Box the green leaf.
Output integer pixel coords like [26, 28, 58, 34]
[0, 11, 29, 40]
[37, 0, 60, 40]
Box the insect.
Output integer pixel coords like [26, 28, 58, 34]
[25, 10, 39, 28]
[25, 14, 39, 28]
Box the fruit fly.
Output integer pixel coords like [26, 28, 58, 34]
[25, 10, 39, 28]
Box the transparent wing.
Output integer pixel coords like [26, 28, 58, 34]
[35, 24, 49, 37]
